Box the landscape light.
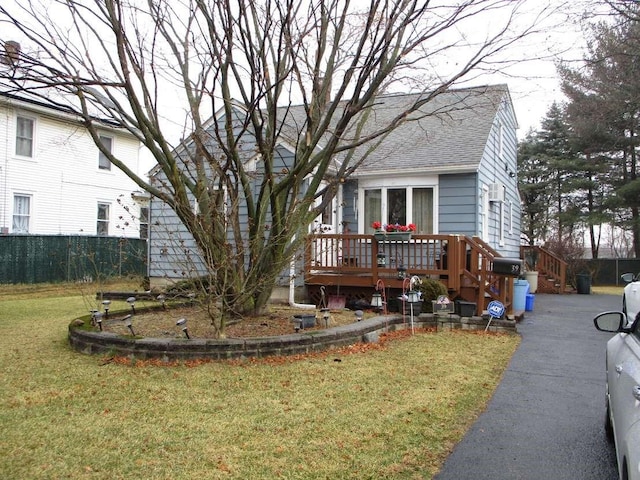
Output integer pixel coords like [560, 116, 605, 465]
[354, 310, 364, 322]
[157, 294, 167, 310]
[123, 314, 135, 335]
[397, 265, 407, 279]
[176, 318, 190, 339]
[94, 312, 104, 331]
[102, 300, 111, 318]
[371, 293, 383, 308]
[321, 308, 330, 328]
[126, 296, 136, 314]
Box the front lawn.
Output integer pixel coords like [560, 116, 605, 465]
[0, 281, 519, 479]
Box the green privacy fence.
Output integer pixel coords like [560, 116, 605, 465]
[0, 235, 147, 284]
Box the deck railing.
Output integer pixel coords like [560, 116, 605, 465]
[520, 245, 567, 294]
[304, 233, 515, 314]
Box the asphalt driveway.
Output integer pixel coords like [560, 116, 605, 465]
[434, 292, 620, 480]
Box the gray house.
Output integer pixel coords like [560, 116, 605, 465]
[148, 84, 520, 297]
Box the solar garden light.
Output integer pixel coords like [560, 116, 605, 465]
[176, 318, 190, 339]
[123, 314, 135, 336]
[354, 310, 364, 322]
[371, 279, 387, 315]
[90, 309, 99, 326]
[157, 294, 167, 310]
[94, 312, 104, 331]
[321, 307, 330, 328]
[397, 265, 407, 279]
[371, 293, 383, 313]
[293, 317, 303, 333]
[102, 300, 111, 318]
[126, 296, 136, 314]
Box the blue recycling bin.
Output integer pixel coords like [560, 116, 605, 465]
[513, 279, 529, 311]
[525, 293, 535, 311]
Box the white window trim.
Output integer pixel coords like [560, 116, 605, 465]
[509, 200, 514, 235]
[98, 134, 113, 171]
[499, 201, 505, 247]
[357, 175, 439, 234]
[480, 185, 489, 242]
[15, 114, 36, 159]
[12, 193, 32, 233]
[97, 202, 110, 236]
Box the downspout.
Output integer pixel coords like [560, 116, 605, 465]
[289, 236, 315, 309]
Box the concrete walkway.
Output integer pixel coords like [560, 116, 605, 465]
[434, 293, 620, 480]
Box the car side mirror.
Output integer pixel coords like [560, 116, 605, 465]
[621, 272, 636, 283]
[594, 311, 627, 333]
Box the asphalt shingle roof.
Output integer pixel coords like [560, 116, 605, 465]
[281, 84, 511, 176]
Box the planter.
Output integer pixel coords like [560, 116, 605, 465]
[374, 231, 412, 242]
[524, 271, 539, 293]
[292, 314, 316, 329]
[432, 300, 454, 315]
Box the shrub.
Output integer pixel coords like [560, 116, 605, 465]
[415, 278, 448, 313]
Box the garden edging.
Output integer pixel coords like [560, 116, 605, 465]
[69, 312, 517, 361]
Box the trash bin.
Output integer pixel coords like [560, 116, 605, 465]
[525, 294, 535, 311]
[513, 279, 529, 311]
[576, 274, 591, 294]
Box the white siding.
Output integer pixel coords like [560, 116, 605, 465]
[0, 99, 145, 237]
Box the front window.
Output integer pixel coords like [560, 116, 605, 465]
[97, 203, 110, 236]
[13, 195, 30, 233]
[16, 116, 34, 157]
[365, 187, 434, 234]
[98, 135, 112, 170]
[139, 206, 149, 240]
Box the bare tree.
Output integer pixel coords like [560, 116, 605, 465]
[0, 0, 558, 334]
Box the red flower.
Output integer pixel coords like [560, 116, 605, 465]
[372, 221, 416, 232]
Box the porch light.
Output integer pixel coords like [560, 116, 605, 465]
[376, 253, 387, 267]
[126, 296, 136, 314]
[321, 308, 331, 328]
[123, 314, 135, 335]
[102, 300, 111, 318]
[397, 265, 407, 279]
[176, 318, 190, 339]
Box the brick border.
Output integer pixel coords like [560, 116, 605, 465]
[69, 313, 517, 361]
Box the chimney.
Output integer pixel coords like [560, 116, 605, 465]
[1, 41, 21, 66]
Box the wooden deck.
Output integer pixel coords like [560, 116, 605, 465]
[304, 234, 518, 315]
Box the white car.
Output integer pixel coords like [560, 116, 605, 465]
[593, 273, 640, 480]
[623, 272, 640, 326]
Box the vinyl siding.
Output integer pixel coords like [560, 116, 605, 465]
[0, 100, 143, 237]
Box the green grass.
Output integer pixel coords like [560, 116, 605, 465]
[0, 281, 519, 479]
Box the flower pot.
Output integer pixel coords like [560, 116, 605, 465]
[374, 231, 412, 242]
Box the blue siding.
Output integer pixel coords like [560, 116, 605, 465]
[438, 173, 478, 236]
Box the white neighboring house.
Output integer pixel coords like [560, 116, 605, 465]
[0, 90, 148, 238]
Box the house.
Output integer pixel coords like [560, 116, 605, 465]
[148, 84, 522, 309]
[0, 89, 148, 238]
